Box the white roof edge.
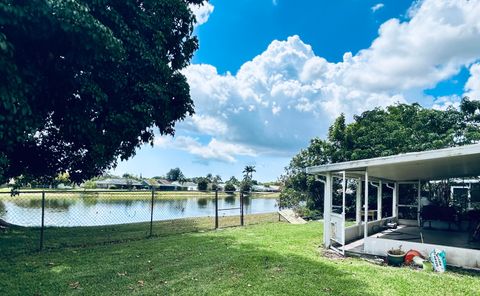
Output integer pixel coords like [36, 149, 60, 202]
[306, 143, 480, 174]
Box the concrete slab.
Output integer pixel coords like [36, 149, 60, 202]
[278, 209, 307, 224]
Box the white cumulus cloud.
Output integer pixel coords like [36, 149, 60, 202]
[183, 35, 405, 154]
[189, 2, 214, 27]
[465, 63, 480, 100]
[178, 0, 480, 162]
[154, 136, 255, 163]
[371, 3, 384, 12]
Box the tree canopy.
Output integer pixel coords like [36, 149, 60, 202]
[281, 98, 480, 212]
[197, 178, 208, 191]
[166, 168, 185, 182]
[0, 0, 205, 184]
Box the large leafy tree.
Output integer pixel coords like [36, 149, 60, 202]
[0, 0, 205, 184]
[166, 167, 185, 182]
[281, 98, 480, 212]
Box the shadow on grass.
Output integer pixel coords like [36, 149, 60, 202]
[0, 213, 278, 257]
[0, 224, 372, 296]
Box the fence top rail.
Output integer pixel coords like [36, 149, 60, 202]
[0, 189, 279, 195]
[218, 207, 241, 211]
[0, 189, 218, 193]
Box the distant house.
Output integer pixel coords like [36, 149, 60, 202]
[251, 185, 280, 192]
[154, 179, 181, 191]
[268, 185, 281, 192]
[171, 181, 197, 191]
[57, 183, 73, 189]
[95, 178, 149, 189]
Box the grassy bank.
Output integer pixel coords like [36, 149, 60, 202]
[1, 221, 479, 295]
[0, 213, 280, 256]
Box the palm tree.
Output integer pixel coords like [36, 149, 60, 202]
[206, 173, 213, 182]
[213, 174, 222, 184]
[242, 165, 256, 180]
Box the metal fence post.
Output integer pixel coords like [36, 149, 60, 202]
[39, 191, 45, 251]
[240, 192, 244, 226]
[215, 189, 219, 229]
[149, 188, 154, 237]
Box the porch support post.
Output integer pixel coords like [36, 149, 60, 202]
[377, 180, 382, 220]
[417, 180, 421, 226]
[393, 182, 398, 218]
[364, 171, 369, 240]
[356, 178, 362, 225]
[342, 171, 346, 245]
[468, 183, 472, 209]
[323, 172, 333, 248]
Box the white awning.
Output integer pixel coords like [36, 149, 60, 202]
[306, 144, 480, 181]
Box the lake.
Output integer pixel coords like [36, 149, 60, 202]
[0, 194, 278, 227]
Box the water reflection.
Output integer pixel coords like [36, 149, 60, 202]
[12, 198, 74, 211]
[197, 198, 208, 208]
[0, 195, 277, 227]
[0, 200, 5, 217]
[224, 195, 236, 205]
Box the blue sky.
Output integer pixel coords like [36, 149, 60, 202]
[113, 0, 480, 182]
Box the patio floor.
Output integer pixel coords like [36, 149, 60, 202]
[343, 225, 480, 254]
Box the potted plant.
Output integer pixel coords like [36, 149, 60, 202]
[387, 246, 405, 266]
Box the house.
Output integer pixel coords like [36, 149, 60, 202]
[154, 179, 181, 191]
[268, 185, 281, 192]
[252, 185, 280, 192]
[95, 178, 149, 189]
[252, 185, 269, 192]
[216, 183, 226, 191]
[171, 181, 197, 191]
[307, 143, 480, 269]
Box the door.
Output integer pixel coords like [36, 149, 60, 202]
[330, 171, 346, 255]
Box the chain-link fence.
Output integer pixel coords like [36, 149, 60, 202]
[0, 189, 280, 255]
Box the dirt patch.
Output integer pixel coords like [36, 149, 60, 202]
[320, 248, 345, 260]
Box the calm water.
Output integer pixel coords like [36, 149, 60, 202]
[0, 195, 278, 227]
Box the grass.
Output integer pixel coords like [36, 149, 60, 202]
[1, 221, 480, 295]
[0, 213, 280, 255]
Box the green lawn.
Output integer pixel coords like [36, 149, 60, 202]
[1, 221, 479, 295]
[0, 213, 280, 255]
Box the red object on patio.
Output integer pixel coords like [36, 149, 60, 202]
[404, 249, 423, 264]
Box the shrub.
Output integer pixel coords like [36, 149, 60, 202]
[197, 178, 208, 191]
[224, 183, 236, 193]
[83, 180, 97, 189]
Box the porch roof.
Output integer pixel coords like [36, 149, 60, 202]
[306, 144, 480, 181]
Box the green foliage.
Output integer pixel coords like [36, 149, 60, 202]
[205, 173, 213, 182]
[242, 165, 256, 179]
[212, 174, 222, 184]
[82, 180, 96, 189]
[197, 178, 208, 191]
[281, 98, 480, 212]
[240, 165, 256, 193]
[240, 179, 252, 193]
[227, 176, 240, 185]
[224, 182, 236, 192]
[55, 172, 71, 184]
[0, 0, 205, 184]
[121, 173, 142, 181]
[166, 168, 185, 182]
[279, 188, 306, 209]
